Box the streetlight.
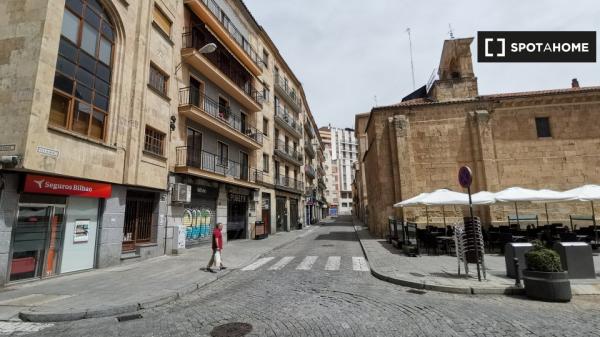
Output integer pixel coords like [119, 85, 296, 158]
[175, 43, 216, 74]
[197, 42, 217, 54]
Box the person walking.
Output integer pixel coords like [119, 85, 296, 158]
[206, 223, 226, 273]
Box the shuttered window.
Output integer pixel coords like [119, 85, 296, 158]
[153, 6, 171, 37]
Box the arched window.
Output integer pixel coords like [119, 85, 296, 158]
[49, 0, 114, 141]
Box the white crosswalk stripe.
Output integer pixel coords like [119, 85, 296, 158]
[268, 256, 295, 270]
[296, 256, 318, 270]
[324, 256, 341, 271]
[352, 256, 370, 271]
[241, 256, 370, 272]
[241, 257, 275, 271]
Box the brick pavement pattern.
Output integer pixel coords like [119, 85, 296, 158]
[10, 216, 600, 337]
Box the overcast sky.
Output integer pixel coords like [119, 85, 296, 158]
[245, 0, 600, 129]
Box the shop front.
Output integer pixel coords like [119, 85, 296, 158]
[182, 184, 219, 247]
[9, 174, 110, 282]
[227, 192, 248, 240]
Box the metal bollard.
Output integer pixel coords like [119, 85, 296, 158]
[513, 257, 522, 288]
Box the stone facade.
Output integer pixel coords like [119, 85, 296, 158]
[0, 0, 325, 285]
[358, 37, 600, 237]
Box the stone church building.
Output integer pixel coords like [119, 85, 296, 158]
[358, 37, 600, 237]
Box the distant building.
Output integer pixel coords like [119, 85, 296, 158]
[356, 37, 600, 237]
[319, 126, 357, 215]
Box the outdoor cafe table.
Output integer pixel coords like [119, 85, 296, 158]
[436, 236, 454, 255]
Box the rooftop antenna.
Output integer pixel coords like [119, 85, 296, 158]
[406, 28, 416, 90]
[448, 23, 455, 39]
[373, 95, 378, 107]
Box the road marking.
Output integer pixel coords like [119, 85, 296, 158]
[324, 256, 341, 270]
[0, 322, 53, 334]
[296, 256, 318, 270]
[352, 257, 370, 271]
[242, 257, 275, 271]
[268, 256, 295, 270]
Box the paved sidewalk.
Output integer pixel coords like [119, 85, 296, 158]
[0, 226, 318, 322]
[354, 219, 600, 296]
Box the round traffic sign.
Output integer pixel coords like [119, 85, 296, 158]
[458, 166, 473, 188]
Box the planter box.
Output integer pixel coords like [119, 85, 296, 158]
[522, 270, 572, 302]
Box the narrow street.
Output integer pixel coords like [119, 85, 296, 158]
[9, 216, 600, 336]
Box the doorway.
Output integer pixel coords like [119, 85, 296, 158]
[261, 193, 271, 233]
[276, 196, 287, 231]
[189, 77, 204, 108]
[290, 199, 299, 229]
[227, 193, 248, 240]
[9, 204, 66, 281]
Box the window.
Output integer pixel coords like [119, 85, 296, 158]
[218, 97, 229, 119]
[144, 126, 165, 156]
[263, 118, 269, 136]
[51, 0, 114, 140]
[262, 49, 269, 68]
[152, 5, 171, 37]
[218, 142, 228, 166]
[342, 203, 348, 207]
[149, 63, 169, 96]
[535, 117, 551, 138]
[263, 154, 269, 173]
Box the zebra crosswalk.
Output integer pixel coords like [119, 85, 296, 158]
[241, 256, 370, 272]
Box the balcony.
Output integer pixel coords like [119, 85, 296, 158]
[179, 87, 263, 150]
[184, 0, 263, 76]
[274, 74, 301, 112]
[274, 175, 304, 193]
[182, 27, 262, 112]
[304, 140, 315, 159]
[274, 139, 303, 166]
[317, 164, 326, 176]
[305, 165, 316, 179]
[274, 105, 302, 138]
[304, 119, 316, 139]
[175, 146, 259, 188]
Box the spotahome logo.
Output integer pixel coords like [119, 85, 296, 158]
[478, 31, 596, 62]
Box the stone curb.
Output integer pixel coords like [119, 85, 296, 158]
[18, 227, 313, 323]
[353, 224, 526, 296]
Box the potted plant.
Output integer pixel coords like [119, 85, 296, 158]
[522, 240, 571, 302]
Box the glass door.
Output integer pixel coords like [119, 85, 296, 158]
[10, 205, 65, 281]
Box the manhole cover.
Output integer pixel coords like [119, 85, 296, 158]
[210, 322, 253, 337]
[407, 289, 427, 295]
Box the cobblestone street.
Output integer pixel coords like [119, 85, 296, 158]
[10, 216, 600, 337]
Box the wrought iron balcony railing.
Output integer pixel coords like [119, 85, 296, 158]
[182, 27, 263, 106]
[274, 175, 304, 191]
[179, 87, 263, 145]
[274, 74, 301, 111]
[197, 0, 263, 69]
[274, 105, 302, 135]
[274, 139, 303, 164]
[176, 146, 259, 183]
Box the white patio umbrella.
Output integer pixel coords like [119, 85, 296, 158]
[394, 192, 432, 226]
[495, 187, 577, 226]
[564, 185, 600, 241]
[419, 189, 495, 226]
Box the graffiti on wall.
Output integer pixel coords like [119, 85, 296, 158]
[182, 208, 214, 241]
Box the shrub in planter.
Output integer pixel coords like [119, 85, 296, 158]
[522, 240, 571, 302]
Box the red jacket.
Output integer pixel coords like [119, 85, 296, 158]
[212, 227, 223, 250]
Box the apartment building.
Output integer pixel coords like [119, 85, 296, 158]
[320, 126, 357, 215]
[0, 0, 323, 285]
[319, 127, 339, 216]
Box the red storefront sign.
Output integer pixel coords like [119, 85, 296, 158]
[23, 174, 112, 198]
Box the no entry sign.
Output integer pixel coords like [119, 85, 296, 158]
[458, 166, 473, 189]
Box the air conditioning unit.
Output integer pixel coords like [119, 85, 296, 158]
[171, 183, 191, 203]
